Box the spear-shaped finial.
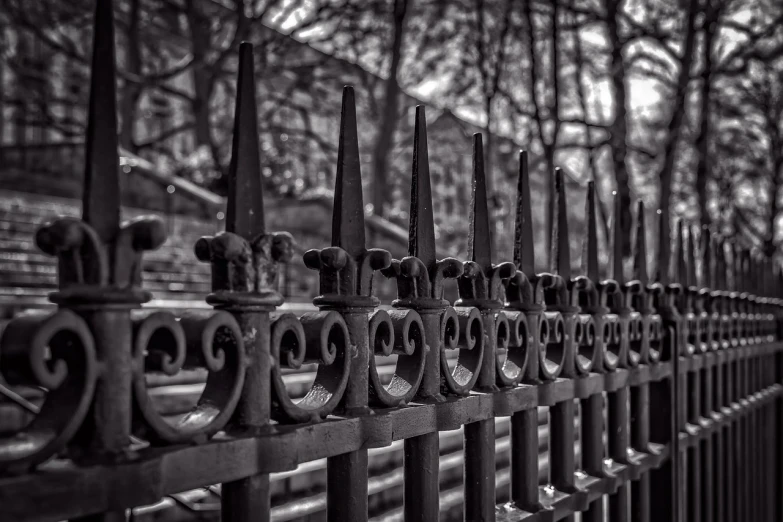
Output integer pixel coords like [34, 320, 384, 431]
[83, 0, 120, 243]
[468, 133, 493, 268]
[408, 106, 436, 271]
[656, 210, 671, 285]
[225, 42, 264, 238]
[739, 247, 750, 293]
[634, 201, 649, 285]
[611, 191, 625, 285]
[727, 242, 738, 292]
[701, 226, 714, 290]
[550, 168, 571, 279]
[332, 86, 366, 258]
[673, 220, 686, 285]
[686, 225, 697, 289]
[513, 150, 535, 275]
[582, 181, 599, 281]
[715, 236, 730, 290]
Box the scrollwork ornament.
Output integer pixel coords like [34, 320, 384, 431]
[270, 311, 352, 424]
[0, 310, 97, 473]
[368, 309, 428, 407]
[440, 306, 484, 395]
[131, 310, 246, 444]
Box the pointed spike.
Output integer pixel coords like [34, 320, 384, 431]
[407, 106, 437, 270]
[633, 201, 649, 285]
[727, 242, 738, 291]
[332, 86, 366, 257]
[766, 258, 773, 298]
[701, 226, 713, 289]
[83, 0, 120, 243]
[656, 209, 671, 285]
[468, 133, 493, 268]
[739, 247, 748, 292]
[611, 191, 624, 284]
[717, 236, 727, 291]
[550, 168, 571, 278]
[686, 225, 697, 288]
[778, 263, 783, 299]
[513, 150, 535, 274]
[582, 181, 599, 281]
[738, 246, 746, 292]
[673, 220, 686, 284]
[225, 42, 265, 238]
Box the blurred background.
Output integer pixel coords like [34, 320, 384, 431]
[2, 0, 781, 289]
[1, 1, 782, 520]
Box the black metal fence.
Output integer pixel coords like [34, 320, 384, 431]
[1, 2, 781, 521]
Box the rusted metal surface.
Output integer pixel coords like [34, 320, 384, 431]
[1, 3, 782, 522]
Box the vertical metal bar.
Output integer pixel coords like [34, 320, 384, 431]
[464, 310, 497, 522]
[546, 169, 577, 522]
[630, 200, 652, 522]
[507, 153, 545, 518]
[686, 368, 701, 522]
[318, 87, 390, 522]
[511, 408, 543, 513]
[404, 431, 440, 522]
[608, 386, 630, 522]
[217, 42, 276, 522]
[328, 313, 371, 522]
[400, 105, 445, 522]
[631, 382, 651, 522]
[328, 449, 370, 521]
[581, 393, 604, 522]
[63, 3, 134, 521]
[550, 398, 576, 494]
[460, 133, 504, 522]
[465, 417, 496, 522]
[724, 348, 736, 522]
[220, 312, 273, 522]
[650, 210, 681, 521]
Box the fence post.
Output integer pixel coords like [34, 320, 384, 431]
[577, 181, 609, 522]
[546, 168, 581, 520]
[197, 42, 293, 522]
[456, 133, 514, 522]
[35, 2, 166, 520]
[606, 192, 632, 522]
[305, 86, 391, 522]
[389, 106, 463, 522]
[649, 212, 681, 522]
[505, 150, 548, 515]
[629, 201, 659, 522]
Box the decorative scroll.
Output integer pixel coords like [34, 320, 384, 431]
[494, 311, 528, 387]
[270, 311, 352, 424]
[368, 309, 427, 407]
[131, 310, 246, 444]
[627, 311, 644, 366]
[36, 216, 166, 298]
[603, 313, 622, 370]
[575, 313, 596, 374]
[0, 310, 97, 473]
[540, 311, 564, 380]
[440, 306, 484, 395]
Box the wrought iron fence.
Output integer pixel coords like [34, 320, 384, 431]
[1, 2, 782, 521]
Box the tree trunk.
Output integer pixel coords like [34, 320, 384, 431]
[693, 3, 718, 228]
[185, 0, 215, 150]
[766, 126, 782, 255]
[657, 0, 699, 278]
[119, 0, 142, 153]
[371, 0, 409, 217]
[606, 0, 632, 256]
